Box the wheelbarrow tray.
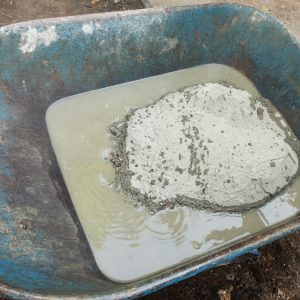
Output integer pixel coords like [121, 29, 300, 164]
[0, 4, 299, 299]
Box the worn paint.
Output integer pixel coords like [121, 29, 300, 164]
[82, 24, 94, 35]
[19, 26, 57, 53]
[0, 91, 11, 121]
[250, 10, 268, 23]
[160, 37, 178, 53]
[0, 3, 299, 299]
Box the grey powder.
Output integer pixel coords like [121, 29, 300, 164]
[110, 83, 299, 213]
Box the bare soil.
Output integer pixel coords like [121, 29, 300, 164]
[0, 0, 143, 27]
[0, 1, 299, 299]
[145, 233, 300, 300]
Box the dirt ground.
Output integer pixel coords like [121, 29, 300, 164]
[145, 233, 300, 300]
[142, 0, 300, 40]
[0, 0, 143, 26]
[0, 1, 299, 299]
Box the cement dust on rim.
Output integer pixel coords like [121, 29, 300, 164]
[110, 82, 299, 214]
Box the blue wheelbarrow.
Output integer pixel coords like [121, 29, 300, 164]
[0, 4, 299, 299]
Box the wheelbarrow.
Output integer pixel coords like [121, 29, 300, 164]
[0, 3, 299, 299]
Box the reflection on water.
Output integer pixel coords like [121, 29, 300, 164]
[201, 211, 268, 250]
[46, 64, 300, 283]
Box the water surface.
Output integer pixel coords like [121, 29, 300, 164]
[46, 64, 300, 282]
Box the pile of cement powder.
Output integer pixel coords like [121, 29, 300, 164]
[109, 83, 300, 213]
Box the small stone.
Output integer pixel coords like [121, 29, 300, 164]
[110, 126, 119, 136]
[18, 219, 29, 230]
[225, 273, 235, 281]
[191, 241, 201, 249]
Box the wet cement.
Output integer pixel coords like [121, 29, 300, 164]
[110, 83, 300, 214]
[46, 64, 300, 282]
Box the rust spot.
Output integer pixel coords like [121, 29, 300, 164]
[18, 219, 30, 230]
[194, 29, 201, 42]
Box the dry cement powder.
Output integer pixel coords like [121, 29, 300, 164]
[110, 83, 299, 213]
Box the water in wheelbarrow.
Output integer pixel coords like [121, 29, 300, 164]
[46, 63, 300, 283]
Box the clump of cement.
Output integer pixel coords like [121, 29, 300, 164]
[109, 83, 300, 213]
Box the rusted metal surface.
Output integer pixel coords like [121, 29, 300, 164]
[0, 4, 299, 299]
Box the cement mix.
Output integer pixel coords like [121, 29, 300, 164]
[110, 83, 299, 213]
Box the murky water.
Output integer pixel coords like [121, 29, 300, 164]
[46, 64, 300, 282]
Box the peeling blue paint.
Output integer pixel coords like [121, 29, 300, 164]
[0, 91, 11, 121]
[0, 259, 85, 293]
[0, 160, 13, 178]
